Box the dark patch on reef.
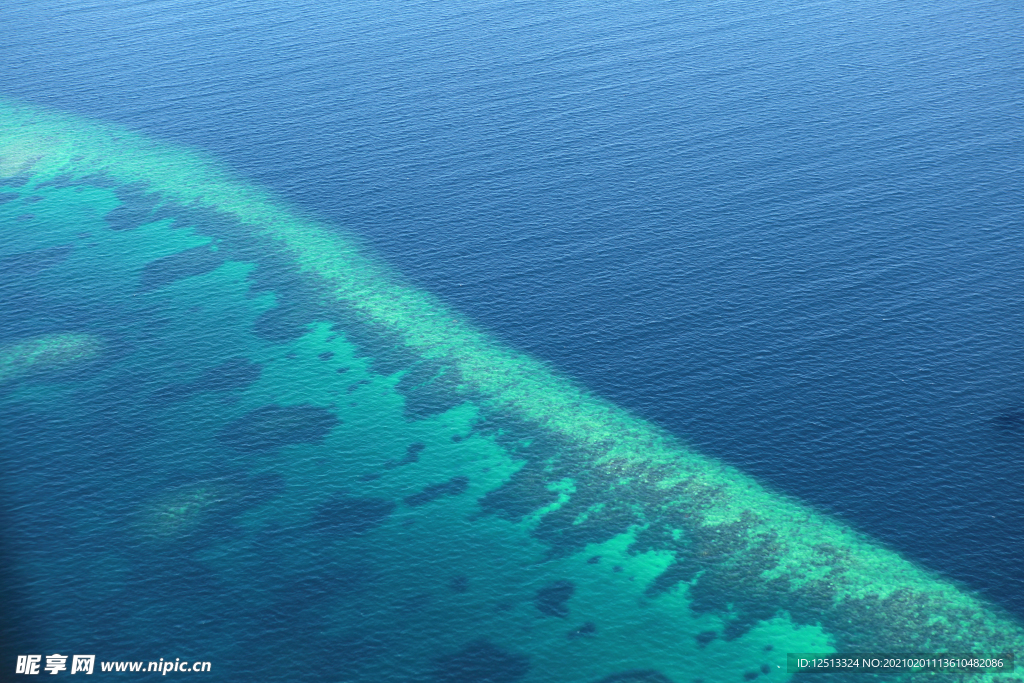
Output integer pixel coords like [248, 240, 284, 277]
[474, 426, 640, 559]
[339, 319, 421, 378]
[396, 361, 465, 419]
[535, 579, 574, 618]
[216, 404, 338, 452]
[0, 245, 72, 279]
[346, 379, 371, 393]
[131, 196, 343, 364]
[695, 630, 717, 648]
[385, 442, 424, 469]
[634, 509, 787, 642]
[0, 173, 32, 188]
[404, 476, 470, 507]
[644, 556, 701, 597]
[35, 172, 115, 191]
[431, 639, 529, 683]
[254, 305, 313, 343]
[104, 183, 161, 230]
[743, 672, 760, 681]
[530, 475, 637, 559]
[202, 236, 334, 346]
[239, 251, 314, 300]
[478, 460, 559, 522]
[0, 191, 20, 204]
[591, 671, 675, 683]
[311, 495, 395, 536]
[318, 351, 334, 361]
[138, 244, 225, 291]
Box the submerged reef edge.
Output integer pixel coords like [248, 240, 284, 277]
[2, 97, 1020, 681]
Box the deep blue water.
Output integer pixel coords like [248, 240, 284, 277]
[2, 0, 1023, 655]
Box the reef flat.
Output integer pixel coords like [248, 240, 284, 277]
[0, 333, 102, 384]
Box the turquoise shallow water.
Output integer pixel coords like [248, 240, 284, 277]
[1, 102, 1022, 682]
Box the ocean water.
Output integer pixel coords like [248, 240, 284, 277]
[2, 0, 1023, 681]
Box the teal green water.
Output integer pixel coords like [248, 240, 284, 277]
[2, 99, 1021, 682]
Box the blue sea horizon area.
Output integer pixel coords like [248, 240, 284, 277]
[1, 0, 1022, 680]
